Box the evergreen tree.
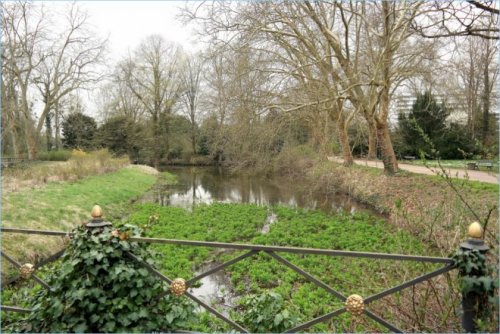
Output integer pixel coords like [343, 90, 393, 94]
[62, 113, 97, 150]
[398, 92, 448, 157]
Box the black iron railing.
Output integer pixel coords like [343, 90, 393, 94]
[0, 207, 491, 333]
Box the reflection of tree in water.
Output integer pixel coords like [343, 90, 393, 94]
[150, 167, 370, 215]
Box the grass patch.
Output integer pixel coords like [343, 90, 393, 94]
[1, 168, 156, 262]
[407, 159, 499, 173]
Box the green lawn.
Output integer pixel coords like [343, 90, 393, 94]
[406, 159, 499, 173]
[1, 167, 156, 261]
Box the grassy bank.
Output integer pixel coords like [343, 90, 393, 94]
[1, 166, 157, 267]
[307, 160, 498, 254]
[129, 203, 457, 332]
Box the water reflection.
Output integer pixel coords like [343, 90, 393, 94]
[139, 166, 371, 215]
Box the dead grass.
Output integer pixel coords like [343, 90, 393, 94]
[2, 149, 129, 192]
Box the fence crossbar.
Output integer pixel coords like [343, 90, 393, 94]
[128, 236, 452, 263]
[0, 305, 32, 314]
[125, 251, 172, 284]
[365, 309, 403, 333]
[184, 290, 249, 333]
[364, 264, 456, 304]
[187, 250, 258, 286]
[1, 228, 452, 263]
[1, 251, 51, 290]
[285, 307, 347, 333]
[265, 251, 346, 301]
[125, 251, 248, 333]
[1, 227, 69, 237]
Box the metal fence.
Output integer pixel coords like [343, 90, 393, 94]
[0, 209, 491, 333]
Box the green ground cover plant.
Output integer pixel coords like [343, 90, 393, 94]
[129, 203, 448, 332]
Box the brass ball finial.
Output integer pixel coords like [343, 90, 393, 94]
[345, 294, 365, 316]
[468, 221, 483, 239]
[170, 278, 187, 296]
[20, 263, 35, 279]
[91, 205, 103, 218]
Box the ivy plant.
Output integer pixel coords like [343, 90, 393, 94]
[452, 248, 498, 323]
[17, 224, 197, 333]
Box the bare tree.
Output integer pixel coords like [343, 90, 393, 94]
[411, 0, 499, 40]
[2, 1, 107, 158]
[179, 52, 204, 154]
[32, 3, 107, 156]
[117, 35, 184, 167]
[1, 1, 47, 159]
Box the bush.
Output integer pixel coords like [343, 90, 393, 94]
[273, 144, 318, 176]
[237, 292, 299, 332]
[17, 224, 197, 333]
[37, 150, 72, 161]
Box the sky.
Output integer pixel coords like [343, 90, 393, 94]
[81, 1, 201, 59]
[42, 1, 203, 117]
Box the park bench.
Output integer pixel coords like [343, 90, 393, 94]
[467, 160, 494, 170]
[403, 155, 416, 161]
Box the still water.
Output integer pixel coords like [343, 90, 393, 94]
[140, 166, 372, 215]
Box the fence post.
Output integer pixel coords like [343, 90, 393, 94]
[86, 205, 112, 229]
[459, 222, 490, 333]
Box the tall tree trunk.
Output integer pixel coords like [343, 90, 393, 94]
[55, 102, 60, 150]
[481, 60, 490, 146]
[336, 113, 354, 166]
[152, 112, 161, 168]
[376, 120, 398, 175]
[45, 112, 52, 151]
[191, 124, 197, 155]
[367, 118, 377, 159]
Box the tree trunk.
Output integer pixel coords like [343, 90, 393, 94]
[481, 59, 490, 146]
[45, 112, 52, 151]
[191, 123, 197, 155]
[336, 114, 354, 166]
[55, 102, 60, 150]
[376, 121, 398, 174]
[367, 119, 377, 159]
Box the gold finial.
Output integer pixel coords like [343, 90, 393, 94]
[91, 205, 103, 218]
[345, 294, 365, 316]
[20, 263, 35, 279]
[468, 221, 483, 239]
[170, 278, 187, 296]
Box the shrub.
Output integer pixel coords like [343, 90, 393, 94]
[237, 291, 299, 333]
[37, 150, 72, 161]
[18, 224, 197, 333]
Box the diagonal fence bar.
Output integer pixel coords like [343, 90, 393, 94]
[364, 309, 403, 333]
[125, 251, 249, 333]
[0, 305, 32, 314]
[183, 290, 249, 333]
[364, 264, 456, 304]
[265, 251, 347, 301]
[1, 251, 51, 290]
[187, 250, 258, 285]
[124, 251, 172, 284]
[285, 307, 347, 333]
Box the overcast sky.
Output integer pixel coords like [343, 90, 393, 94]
[81, 1, 201, 59]
[42, 1, 202, 117]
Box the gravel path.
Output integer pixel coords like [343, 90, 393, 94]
[329, 157, 499, 184]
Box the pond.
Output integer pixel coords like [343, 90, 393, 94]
[137, 166, 381, 311]
[140, 166, 374, 215]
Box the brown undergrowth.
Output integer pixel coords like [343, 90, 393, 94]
[304, 159, 498, 333]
